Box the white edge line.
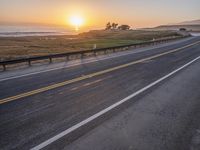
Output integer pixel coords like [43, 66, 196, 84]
[31, 55, 200, 150]
[0, 38, 191, 82]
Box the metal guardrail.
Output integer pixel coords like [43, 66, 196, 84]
[0, 36, 187, 71]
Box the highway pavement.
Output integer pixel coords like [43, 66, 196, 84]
[0, 36, 200, 150]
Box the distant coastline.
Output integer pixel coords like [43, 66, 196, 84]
[0, 25, 76, 37]
[0, 32, 73, 37]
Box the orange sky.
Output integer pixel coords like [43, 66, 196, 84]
[0, 0, 199, 30]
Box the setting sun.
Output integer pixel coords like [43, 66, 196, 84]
[69, 15, 84, 31]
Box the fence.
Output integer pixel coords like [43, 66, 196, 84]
[0, 36, 187, 71]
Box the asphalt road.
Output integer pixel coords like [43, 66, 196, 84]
[0, 36, 200, 150]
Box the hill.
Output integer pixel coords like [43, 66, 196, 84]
[0, 30, 181, 61]
[154, 25, 200, 32]
[175, 19, 200, 25]
[153, 19, 200, 32]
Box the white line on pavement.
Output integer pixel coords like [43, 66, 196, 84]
[31, 55, 200, 150]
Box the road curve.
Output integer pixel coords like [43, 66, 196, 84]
[0, 36, 200, 150]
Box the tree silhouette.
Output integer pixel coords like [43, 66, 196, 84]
[106, 22, 130, 30]
[111, 23, 118, 29]
[118, 25, 130, 30]
[112, 23, 118, 29]
[105, 22, 112, 30]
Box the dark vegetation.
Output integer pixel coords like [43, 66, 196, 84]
[105, 22, 131, 30]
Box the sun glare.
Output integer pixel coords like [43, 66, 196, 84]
[69, 15, 84, 31]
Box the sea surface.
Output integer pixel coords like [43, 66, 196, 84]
[0, 25, 75, 37]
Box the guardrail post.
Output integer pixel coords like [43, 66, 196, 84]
[94, 51, 97, 56]
[81, 53, 84, 59]
[66, 55, 69, 61]
[49, 57, 52, 63]
[3, 64, 6, 71]
[28, 60, 31, 66]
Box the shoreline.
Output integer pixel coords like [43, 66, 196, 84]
[0, 32, 77, 37]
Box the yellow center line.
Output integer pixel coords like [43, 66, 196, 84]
[1, 41, 200, 105]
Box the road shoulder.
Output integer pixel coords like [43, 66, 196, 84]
[64, 58, 200, 150]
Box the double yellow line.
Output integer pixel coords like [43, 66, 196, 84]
[1, 41, 200, 105]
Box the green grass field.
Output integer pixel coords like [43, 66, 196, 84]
[0, 30, 182, 61]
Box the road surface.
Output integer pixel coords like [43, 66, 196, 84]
[0, 36, 200, 150]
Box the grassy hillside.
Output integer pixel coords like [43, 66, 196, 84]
[79, 30, 180, 40]
[0, 30, 182, 61]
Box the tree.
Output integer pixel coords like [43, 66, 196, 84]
[106, 23, 131, 30]
[118, 25, 130, 30]
[106, 22, 118, 30]
[105, 22, 112, 30]
[111, 23, 118, 29]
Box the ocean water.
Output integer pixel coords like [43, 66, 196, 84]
[0, 25, 75, 37]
